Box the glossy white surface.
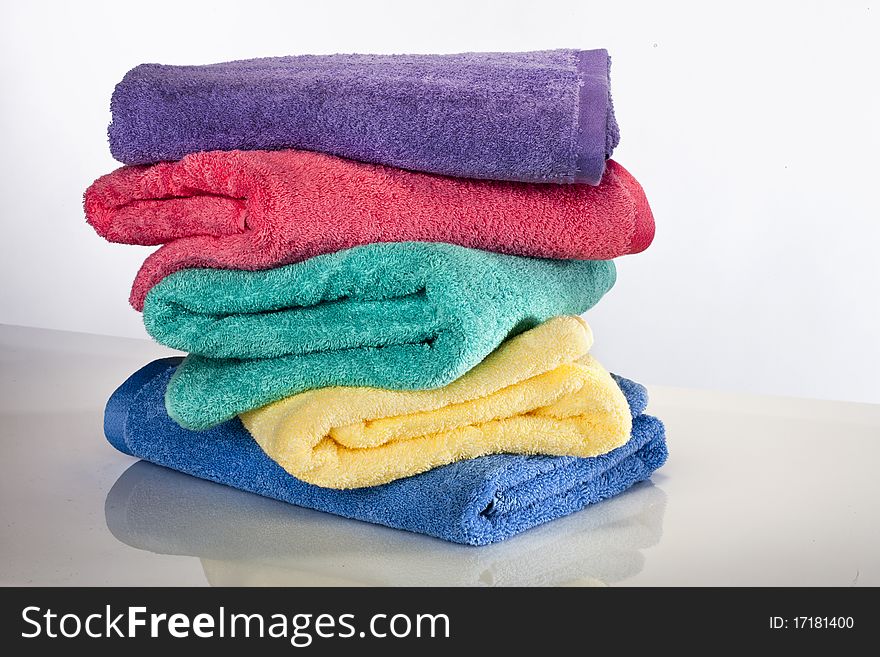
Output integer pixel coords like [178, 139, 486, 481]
[1, 324, 878, 586]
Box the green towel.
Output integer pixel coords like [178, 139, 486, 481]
[143, 242, 616, 429]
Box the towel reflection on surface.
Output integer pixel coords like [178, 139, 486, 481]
[105, 461, 667, 587]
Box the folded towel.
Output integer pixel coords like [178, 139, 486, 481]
[106, 460, 667, 585]
[107, 49, 619, 184]
[104, 358, 668, 545]
[85, 150, 652, 311]
[241, 317, 632, 488]
[143, 243, 616, 429]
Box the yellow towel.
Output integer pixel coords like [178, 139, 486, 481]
[240, 316, 632, 489]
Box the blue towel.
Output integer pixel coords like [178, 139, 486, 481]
[104, 358, 668, 546]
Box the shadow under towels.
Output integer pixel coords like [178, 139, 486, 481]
[106, 461, 667, 584]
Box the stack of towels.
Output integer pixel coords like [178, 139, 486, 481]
[86, 49, 667, 546]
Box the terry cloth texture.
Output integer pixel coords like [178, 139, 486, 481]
[108, 49, 619, 184]
[106, 461, 667, 585]
[143, 243, 617, 430]
[104, 358, 668, 546]
[241, 317, 632, 488]
[85, 150, 653, 311]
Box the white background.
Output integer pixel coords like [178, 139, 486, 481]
[1, 0, 877, 403]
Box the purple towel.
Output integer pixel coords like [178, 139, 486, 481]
[109, 49, 619, 184]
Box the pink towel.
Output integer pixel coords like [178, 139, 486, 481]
[85, 150, 654, 311]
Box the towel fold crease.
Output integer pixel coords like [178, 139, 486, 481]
[142, 243, 616, 429]
[85, 151, 651, 310]
[241, 317, 633, 488]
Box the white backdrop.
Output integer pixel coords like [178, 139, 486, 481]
[1, 0, 877, 402]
